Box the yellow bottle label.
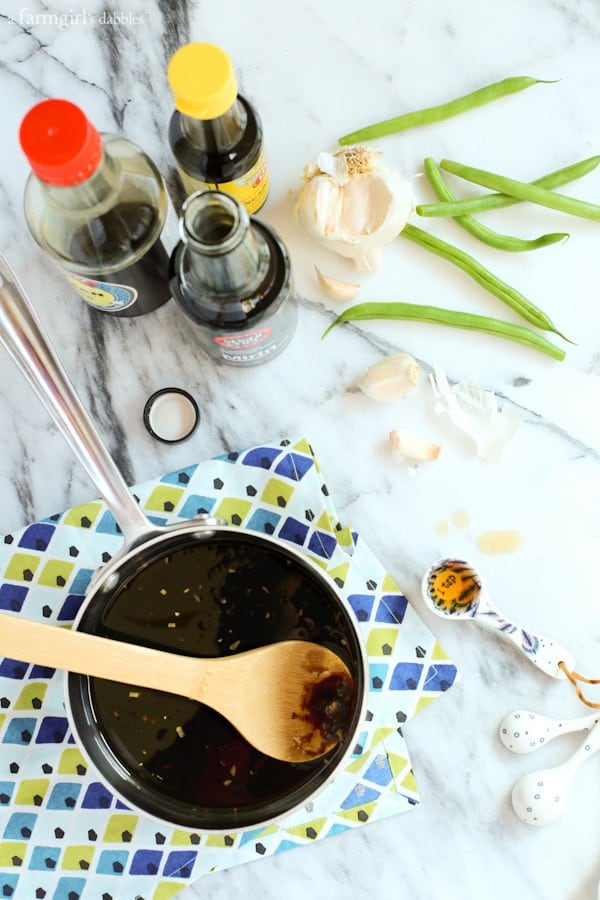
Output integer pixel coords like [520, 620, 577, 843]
[178, 151, 270, 214]
[64, 272, 138, 311]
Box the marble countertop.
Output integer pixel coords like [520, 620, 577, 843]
[0, 1, 599, 898]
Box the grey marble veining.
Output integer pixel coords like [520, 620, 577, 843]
[0, 0, 599, 898]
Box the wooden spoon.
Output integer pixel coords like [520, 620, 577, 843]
[0, 611, 354, 763]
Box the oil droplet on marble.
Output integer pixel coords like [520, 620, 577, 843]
[476, 530, 523, 554]
[434, 508, 470, 538]
[451, 508, 471, 528]
[433, 520, 451, 538]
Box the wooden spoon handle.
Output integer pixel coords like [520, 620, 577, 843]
[0, 611, 201, 697]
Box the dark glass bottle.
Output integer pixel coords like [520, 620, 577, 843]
[20, 99, 171, 317]
[167, 42, 269, 214]
[170, 191, 297, 366]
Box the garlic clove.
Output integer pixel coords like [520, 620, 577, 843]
[314, 266, 361, 301]
[296, 146, 414, 271]
[315, 151, 348, 183]
[358, 352, 420, 401]
[297, 175, 344, 237]
[389, 428, 441, 463]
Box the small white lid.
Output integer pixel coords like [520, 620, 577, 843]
[143, 388, 200, 443]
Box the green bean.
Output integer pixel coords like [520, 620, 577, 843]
[321, 302, 565, 360]
[338, 76, 554, 145]
[422, 157, 568, 251]
[416, 156, 600, 217]
[440, 159, 600, 222]
[400, 223, 569, 340]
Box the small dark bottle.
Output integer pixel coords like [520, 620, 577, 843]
[170, 190, 297, 366]
[167, 42, 269, 214]
[20, 99, 171, 317]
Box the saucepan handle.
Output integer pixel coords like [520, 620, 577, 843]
[0, 253, 154, 546]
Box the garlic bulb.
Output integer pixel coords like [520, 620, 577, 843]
[389, 429, 441, 464]
[296, 147, 414, 271]
[314, 266, 361, 301]
[358, 352, 419, 401]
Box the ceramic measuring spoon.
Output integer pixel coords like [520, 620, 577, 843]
[421, 558, 574, 679]
[511, 720, 600, 825]
[500, 709, 600, 754]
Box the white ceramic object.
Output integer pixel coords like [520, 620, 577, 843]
[511, 721, 600, 825]
[500, 709, 600, 754]
[421, 558, 575, 679]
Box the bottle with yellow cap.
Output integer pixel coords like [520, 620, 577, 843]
[168, 42, 269, 214]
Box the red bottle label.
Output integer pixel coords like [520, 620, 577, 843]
[214, 328, 272, 349]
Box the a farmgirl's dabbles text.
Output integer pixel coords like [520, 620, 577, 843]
[88, 537, 355, 808]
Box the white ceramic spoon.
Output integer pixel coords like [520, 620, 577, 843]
[511, 720, 600, 825]
[421, 558, 574, 679]
[500, 709, 600, 754]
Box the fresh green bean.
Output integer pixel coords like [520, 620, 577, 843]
[321, 302, 565, 360]
[422, 157, 568, 251]
[338, 76, 554, 145]
[400, 223, 568, 339]
[440, 159, 600, 222]
[416, 156, 600, 217]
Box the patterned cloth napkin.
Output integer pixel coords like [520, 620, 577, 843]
[0, 437, 458, 900]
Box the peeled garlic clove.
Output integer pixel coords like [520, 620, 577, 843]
[389, 429, 441, 463]
[314, 266, 361, 301]
[358, 352, 419, 401]
[296, 146, 414, 271]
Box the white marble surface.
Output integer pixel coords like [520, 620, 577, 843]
[0, 0, 599, 897]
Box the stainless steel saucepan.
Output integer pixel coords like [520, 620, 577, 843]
[0, 253, 367, 831]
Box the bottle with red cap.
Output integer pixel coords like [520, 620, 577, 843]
[20, 99, 171, 317]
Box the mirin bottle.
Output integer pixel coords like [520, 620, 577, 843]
[20, 99, 171, 317]
[168, 42, 269, 214]
[169, 190, 297, 366]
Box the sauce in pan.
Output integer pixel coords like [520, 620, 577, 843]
[76, 533, 360, 823]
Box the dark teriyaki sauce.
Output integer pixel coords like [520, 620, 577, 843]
[86, 535, 357, 813]
[68, 201, 170, 316]
[169, 97, 263, 185]
[170, 221, 290, 331]
[69, 201, 161, 261]
[303, 672, 355, 743]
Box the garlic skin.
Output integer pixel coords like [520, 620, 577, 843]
[429, 367, 521, 465]
[389, 429, 441, 464]
[358, 352, 419, 401]
[314, 266, 361, 301]
[296, 147, 414, 271]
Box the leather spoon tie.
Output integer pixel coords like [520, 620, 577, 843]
[0, 611, 354, 763]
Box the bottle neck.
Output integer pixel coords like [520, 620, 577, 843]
[38, 146, 119, 211]
[179, 191, 269, 298]
[180, 98, 247, 154]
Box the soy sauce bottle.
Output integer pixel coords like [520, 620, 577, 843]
[19, 99, 171, 317]
[170, 190, 297, 366]
[167, 42, 269, 214]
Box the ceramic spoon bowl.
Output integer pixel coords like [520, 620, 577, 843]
[500, 709, 600, 754]
[511, 721, 600, 825]
[421, 558, 574, 679]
